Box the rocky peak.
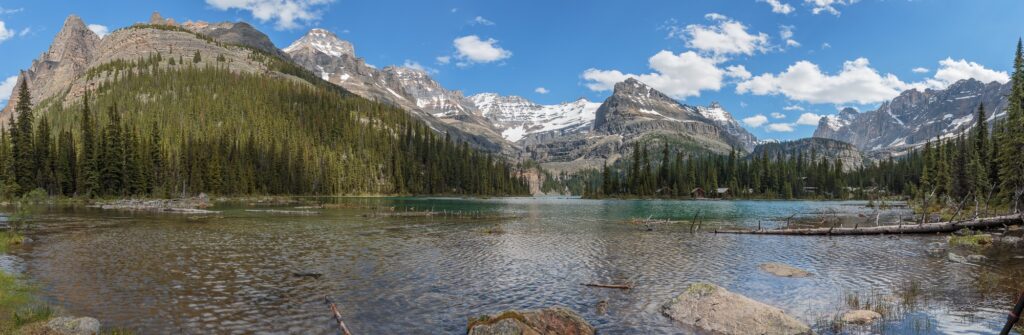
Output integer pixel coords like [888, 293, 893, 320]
[838, 107, 859, 118]
[612, 78, 673, 103]
[149, 11, 176, 26]
[47, 14, 100, 63]
[284, 28, 355, 57]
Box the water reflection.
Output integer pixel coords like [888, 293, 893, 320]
[11, 198, 1023, 334]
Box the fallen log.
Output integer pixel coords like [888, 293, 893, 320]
[715, 214, 1022, 236]
[324, 295, 353, 335]
[1001, 291, 1024, 335]
[582, 283, 632, 290]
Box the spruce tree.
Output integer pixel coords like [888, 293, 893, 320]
[12, 80, 35, 194]
[79, 94, 99, 197]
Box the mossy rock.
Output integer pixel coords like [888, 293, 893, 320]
[467, 307, 594, 335]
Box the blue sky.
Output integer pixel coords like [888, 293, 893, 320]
[1, 0, 1022, 140]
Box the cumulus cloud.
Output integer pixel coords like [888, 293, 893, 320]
[453, 35, 511, 65]
[0, 75, 17, 104]
[742, 114, 769, 127]
[0, 21, 13, 43]
[582, 50, 727, 99]
[436, 56, 451, 64]
[18, 27, 29, 37]
[205, 0, 332, 30]
[471, 16, 494, 26]
[926, 58, 1009, 87]
[737, 58, 911, 104]
[796, 112, 822, 125]
[87, 24, 109, 38]
[807, 0, 859, 16]
[666, 13, 771, 57]
[760, 0, 794, 14]
[770, 112, 786, 119]
[765, 123, 795, 132]
[534, 87, 549, 94]
[912, 67, 929, 74]
[725, 65, 751, 80]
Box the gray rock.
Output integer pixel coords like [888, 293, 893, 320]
[997, 236, 1022, 247]
[467, 307, 595, 335]
[926, 248, 946, 257]
[947, 252, 969, 264]
[46, 316, 100, 335]
[662, 282, 812, 335]
[841, 310, 882, 324]
[751, 138, 864, 172]
[759, 263, 812, 278]
[967, 254, 988, 262]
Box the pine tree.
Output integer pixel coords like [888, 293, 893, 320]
[999, 39, 1024, 210]
[56, 130, 77, 196]
[100, 105, 125, 195]
[79, 94, 99, 197]
[148, 122, 164, 195]
[34, 117, 56, 194]
[12, 80, 36, 194]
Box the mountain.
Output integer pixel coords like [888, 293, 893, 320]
[750, 137, 864, 172]
[282, 29, 512, 154]
[813, 79, 1010, 153]
[516, 78, 755, 173]
[468, 93, 601, 142]
[1, 15, 100, 123]
[0, 14, 528, 197]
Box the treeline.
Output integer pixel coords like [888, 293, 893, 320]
[591, 143, 850, 199]
[0, 61, 528, 198]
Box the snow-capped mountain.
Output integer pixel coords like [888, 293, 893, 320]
[813, 79, 1010, 153]
[469, 93, 601, 142]
[695, 102, 757, 152]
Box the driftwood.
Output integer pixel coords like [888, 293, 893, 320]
[324, 296, 353, 335]
[582, 283, 632, 290]
[1001, 291, 1024, 335]
[715, 214, 1022, 236]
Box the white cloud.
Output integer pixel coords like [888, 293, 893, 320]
[760, 0, 794, 14]
[471, 16, 494, 26]
[737, 58, 911, 104]
[582, 50, 727, 99]
[205, 0, 332, 30]
[402, 60, 438, 74]
[534, 87, 549, 94]
[806, 0, 858, 16]
[796, 112, 822, 125]
[87, 24, 109, 38]
[0, 7, 23, 14]
[821, 42, 831, 49]
[783, 105, 804, 111]
[450, 8, 458, 13]
[911, 67, 929, 74]
[667, 13, 771, 57]
[18, 27, 29, 37]
[453, 35, 511, 65]
[779, 25, 799, 48]
[928, 58, 1009, 87]
[0, 75, 17, 104]
[725, 65, 751, 80]
[742, 114, 769, 127]
[770, 112, 786, 119]
[765, 123, 795, 132]
[0, 21, 13, 43]
[436, 56, 451, 64]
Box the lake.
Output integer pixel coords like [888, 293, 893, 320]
[10, 197, 1024, 334]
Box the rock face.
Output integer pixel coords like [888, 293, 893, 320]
[813, 79, 1010, 154]
[467, 307, 595, 335]
[750, 137, 865, 171]
[469, 93, 601, 142]
[283, 28, 513, 154]
[661, 282, 812, 335]
[45, 316, 101, 335]
[182, 20, 287, 58]
[1, 15, 100, 122]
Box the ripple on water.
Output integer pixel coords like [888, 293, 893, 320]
[12, 199, 1023, 334]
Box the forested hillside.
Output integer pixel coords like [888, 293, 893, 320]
[0, 52, 529, 198]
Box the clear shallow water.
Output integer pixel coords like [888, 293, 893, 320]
[11, 198, 1024, 334]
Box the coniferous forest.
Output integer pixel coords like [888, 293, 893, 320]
[0, 57, 529, 198]
[589, 39, 1024, 212]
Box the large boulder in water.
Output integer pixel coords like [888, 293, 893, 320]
[44, 316, 101, 335]
[662, 282, 812, 335]
[467, 306, 595, 335]
[759, 263, 811, 278]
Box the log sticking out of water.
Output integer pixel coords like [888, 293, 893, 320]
[324, 296, 353, 335]
[582, 283, 632, 290]
[715, 214, 1022, 236]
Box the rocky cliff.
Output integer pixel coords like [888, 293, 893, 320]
[813, 79, 1010, 154]
[750, 137, 864, 172]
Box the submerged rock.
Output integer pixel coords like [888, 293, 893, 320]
[661, 282, 811, 335]
[467, 306, 595, 335]
[841, 309, 882, 324]
[759, 263, 811, 278]
[997, 236, 1022, 247]
[966, 254, 988, 262]
[45, 316, 101, 335]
